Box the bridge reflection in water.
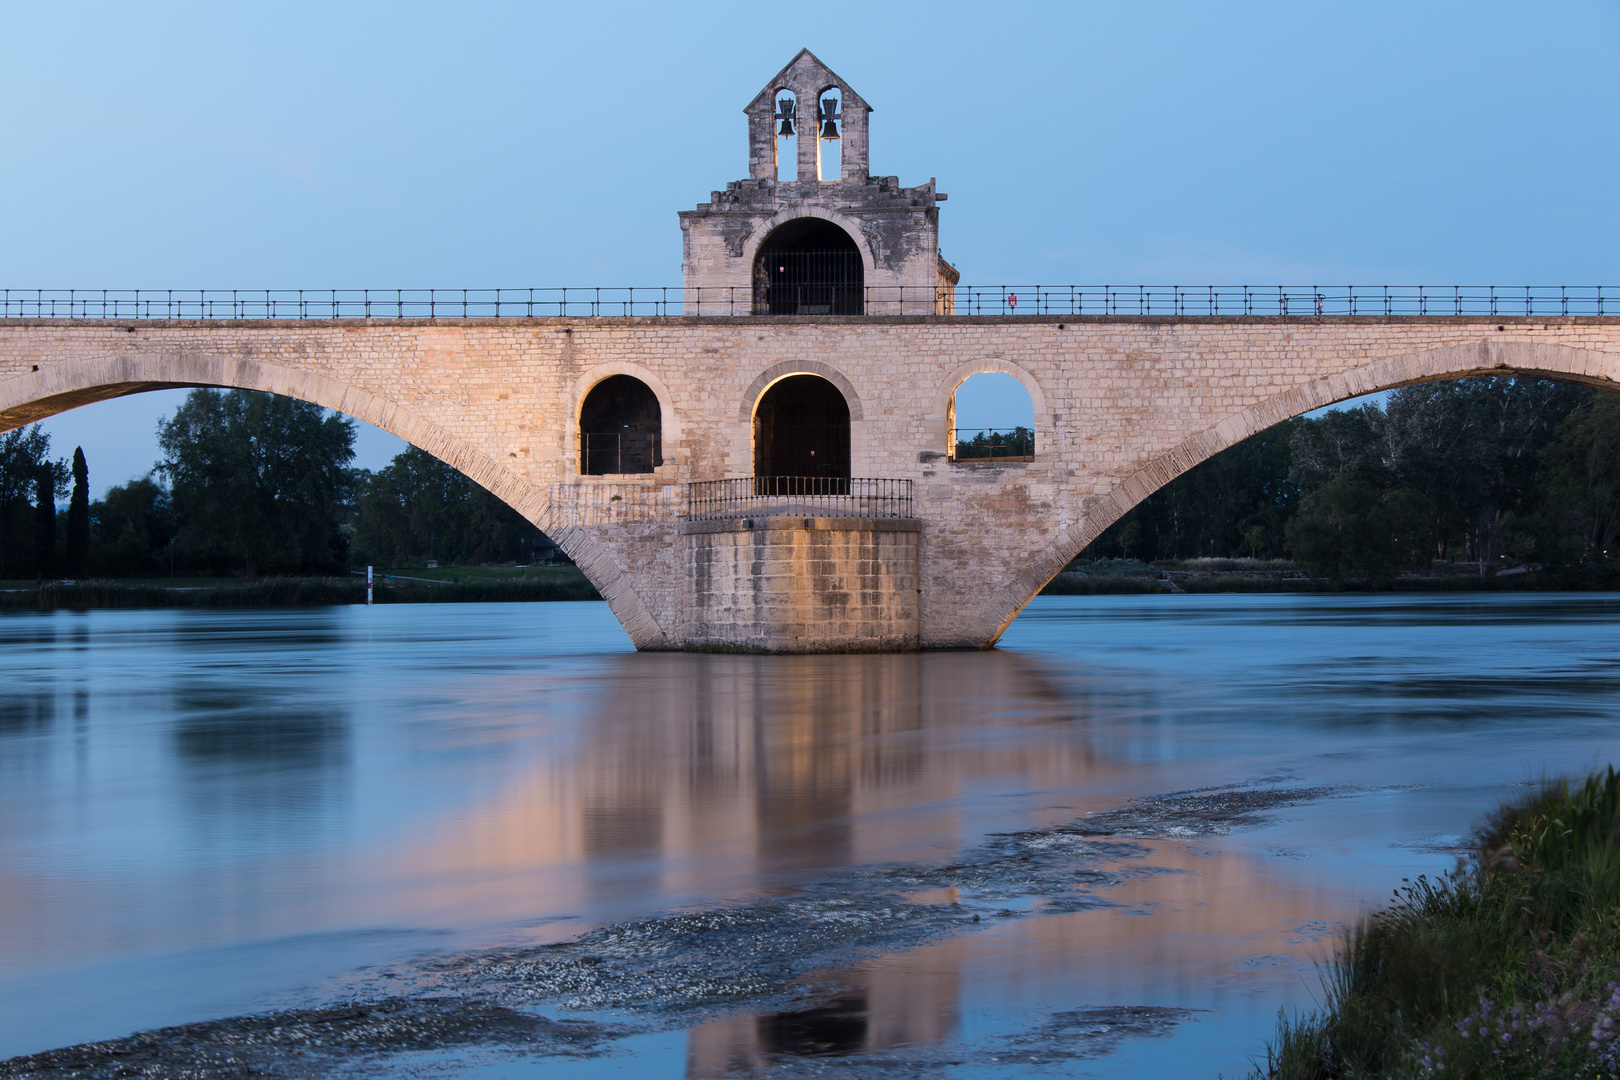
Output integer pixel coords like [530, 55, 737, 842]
[385, 647, 1350, 1072]
[410, 650, 1097, 915]
[681, 842, 1342, 1075]
[8, 600, 1527, 1068]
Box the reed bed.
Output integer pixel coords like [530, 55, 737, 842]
[1, 573, 601, 610]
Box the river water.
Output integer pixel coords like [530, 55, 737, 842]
[3, 594, 1620, 1077]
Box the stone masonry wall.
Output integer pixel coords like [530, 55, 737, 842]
[3, 316, 1619, 649]
[683, 518, 921, 652]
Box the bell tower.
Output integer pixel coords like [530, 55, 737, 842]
[679, 49, 959, 316]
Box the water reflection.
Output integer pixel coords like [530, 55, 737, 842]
[4, 597, 1620, 1074]
[173, 700, 346, 768]
[171, 689, 350, 846]
[0, 694, 53, 738]
[689, 977, 958, 1076]
[684, 837, 1363, 1076]
[408, 650, 1105, 923]
[758, 993, 869, 1056]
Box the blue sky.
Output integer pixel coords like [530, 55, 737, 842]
[5, 1, 1617, 492]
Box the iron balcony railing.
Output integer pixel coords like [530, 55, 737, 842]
[685, 477, 913, 522]
[951, 426, 1035, 462]
[548, 482, 676, 526]
[579, 431, 661, 476]
[2, 285, 1614, 320]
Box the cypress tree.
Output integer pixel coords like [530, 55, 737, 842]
[33, 469, 55, 578]
[65, 447, 89, 576]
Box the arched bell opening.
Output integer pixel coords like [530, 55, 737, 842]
[815, 86, 842, 181]
[753, 374, 850, 491]
[578, 375, 663, 475]
[773, 89, 798, 182]
[752, 218, 864, 316]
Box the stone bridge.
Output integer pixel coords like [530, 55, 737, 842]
[2, 314, 1618, 650]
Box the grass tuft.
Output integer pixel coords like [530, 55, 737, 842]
[1261, 768, 1620, 1078]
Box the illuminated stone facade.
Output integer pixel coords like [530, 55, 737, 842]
[679, 50, 958, 316]
[3, 317, 1619, 649]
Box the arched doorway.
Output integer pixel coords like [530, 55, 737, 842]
[578, 375, 663, 475]
[752, 218, 864, 315]
[753, 374, 850, 482]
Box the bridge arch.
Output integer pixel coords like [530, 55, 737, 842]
[969, 339, 1620, 646]
[0, 351, 676, 648]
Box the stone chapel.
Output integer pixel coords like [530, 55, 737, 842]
[679, 49, 959, 316]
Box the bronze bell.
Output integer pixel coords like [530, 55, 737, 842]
[777, 117, 795, 136]
[818, 97, 841, 139]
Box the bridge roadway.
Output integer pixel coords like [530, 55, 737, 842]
[3, 314, 1619, 649]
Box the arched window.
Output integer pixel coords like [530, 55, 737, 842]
[578, 375, 662, 475]
[816, 87, 842, 181]
[752, 218, 864, 316]
[774, 89, 798, 182]
[753, 374, 850, 480]
[949, 372, 1035, 462]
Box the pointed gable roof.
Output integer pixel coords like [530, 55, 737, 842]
[745, 48, 871, 114]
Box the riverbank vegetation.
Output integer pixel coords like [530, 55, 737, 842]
[1262, 769, 1620, 1079]
[0, 567, 600, 610]
[1040, 555, 1620, 595]
[1083, 377, 1620, 587]
[7, 378, 1620, 601]
[0, 389, 560, 585]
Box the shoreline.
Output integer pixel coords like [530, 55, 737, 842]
[1043, 557, 1620, 595]
[0, 569, 602, 610]
[4, 566, 1616, 610]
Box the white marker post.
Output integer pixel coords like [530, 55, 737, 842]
[366, 565, 373, 605]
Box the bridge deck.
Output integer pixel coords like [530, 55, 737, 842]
[4, 314, 1619, 648]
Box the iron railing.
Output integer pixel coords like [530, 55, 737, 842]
[579, 432, 661, 475]
[548, 482, 676, 526]
[951, 426, 1035, 461]
[756, 254, 865, 315]
[685, 477, 913, 521]
[3, 285, 1613, 320]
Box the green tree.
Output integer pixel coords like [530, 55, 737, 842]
[352, 446, 542, 567]
[159, 390, 356, 577]
[1079, 377, 1601, 584]
[954, 426, 1034, 460]
[1290, 380, 1584, 576]
[1092, 419, 1296, 561]
[90, 476, 177, 577]
[1537, 392, 1620, 562]
[0, 425, 65, 578]
[64, 447, 90, 576]
[1429, 378, 1584, 567]
[1381, 382, 1492, 560]
[34, 468, 56, 577]
[1285, 476, 1430, 585]
[1286, 401, 1424, 582]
